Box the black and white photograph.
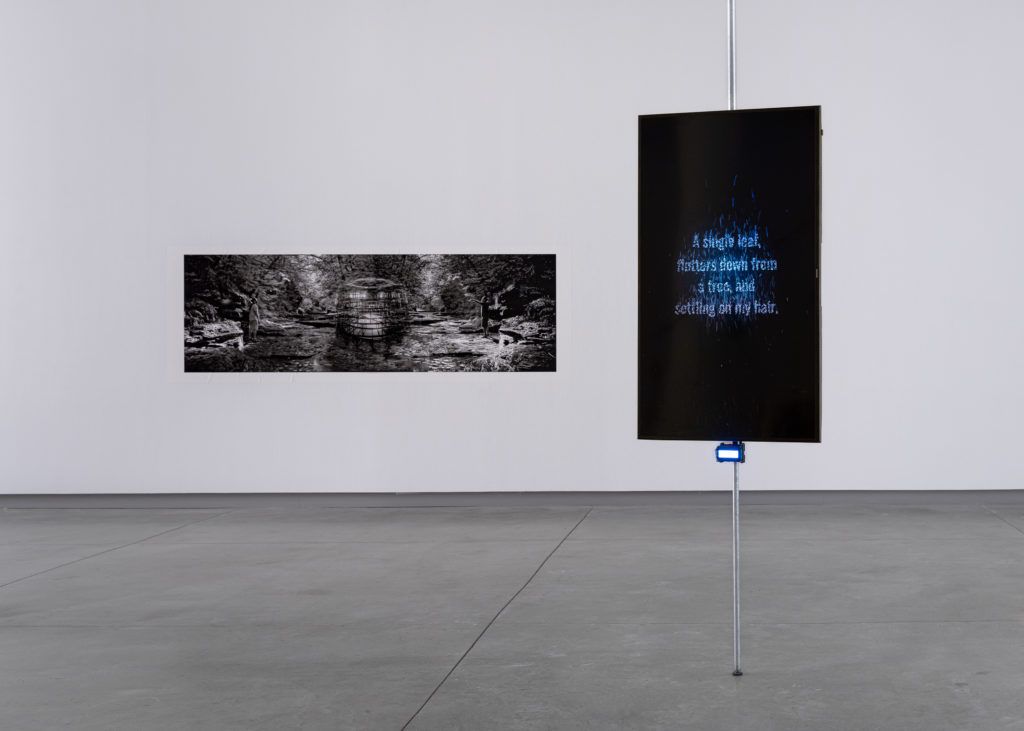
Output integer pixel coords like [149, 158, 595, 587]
[184, 254, 556, 372]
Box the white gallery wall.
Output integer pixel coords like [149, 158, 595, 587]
[1, 0, 1022, 493]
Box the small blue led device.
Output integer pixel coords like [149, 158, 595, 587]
[715, 441, 745, 463]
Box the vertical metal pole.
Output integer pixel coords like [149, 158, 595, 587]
[728, 0, 742, 678]
[727, 0, 737, 111]
[732, 459, 742, 675]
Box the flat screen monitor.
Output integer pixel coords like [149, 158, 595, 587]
[638, 106, 821, 442]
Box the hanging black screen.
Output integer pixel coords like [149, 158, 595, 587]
[638, 106, 821, 442]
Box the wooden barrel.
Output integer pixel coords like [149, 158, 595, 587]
[337, 278, 409, 339]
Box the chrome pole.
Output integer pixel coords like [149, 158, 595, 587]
[732, 458, 742, 675]
[727, 0, 737, 111]
[728, 0, 742, 678]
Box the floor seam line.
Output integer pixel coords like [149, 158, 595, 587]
[981, 505, 1024, 537]
[399, 506, 594, 730]
[0, 510, 235, 592]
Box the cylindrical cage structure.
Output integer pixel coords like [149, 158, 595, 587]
[336, 277, 410, 339]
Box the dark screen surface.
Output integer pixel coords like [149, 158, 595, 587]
[638, 106, 821, 442]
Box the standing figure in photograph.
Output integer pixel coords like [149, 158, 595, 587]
[475, 289, 491, 334]
[247, 292, 261, 344]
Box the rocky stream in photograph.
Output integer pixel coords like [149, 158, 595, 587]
[184, 255, 556, 372]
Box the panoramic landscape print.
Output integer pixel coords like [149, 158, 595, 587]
[184, 254, 556, 372]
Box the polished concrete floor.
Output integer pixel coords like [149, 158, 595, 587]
[1, 500, 1023, 730]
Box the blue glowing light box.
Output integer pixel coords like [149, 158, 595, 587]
[638, 106, 821, 442]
